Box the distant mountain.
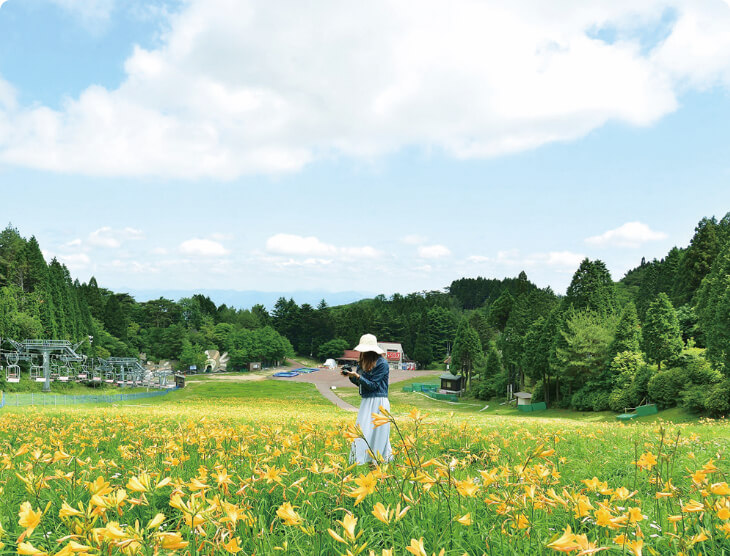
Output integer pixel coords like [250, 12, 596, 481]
[121, 288, 374, 310]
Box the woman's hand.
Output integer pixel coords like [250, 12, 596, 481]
[343, 369, 359, 379]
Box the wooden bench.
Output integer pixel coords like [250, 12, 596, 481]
[616, 403, 657, 420]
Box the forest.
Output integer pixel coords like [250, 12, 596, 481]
[1, 213, 729, 415]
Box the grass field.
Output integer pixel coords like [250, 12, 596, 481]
[0, 378, 728, 555]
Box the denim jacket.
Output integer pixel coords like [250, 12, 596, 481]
[348, 356, 389, 398]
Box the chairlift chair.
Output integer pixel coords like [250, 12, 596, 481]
[77, 362, 88, 380]
[3, 353, 21, 383]
[26, 354, 44, 383]
[57, 361, 70, 382]
[104, 368, 115, 383]
[49, 356, 60, 381]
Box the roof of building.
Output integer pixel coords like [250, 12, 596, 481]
[440, 372, 462, 380]
[378, 342, 403, 351]
[338, 349, 360, 361]
[514, 392, 532, 399]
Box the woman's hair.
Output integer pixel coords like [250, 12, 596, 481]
[359, 351, 380, 372]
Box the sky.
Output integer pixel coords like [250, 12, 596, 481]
[1, 0, 729, 303]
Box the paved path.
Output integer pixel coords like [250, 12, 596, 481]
[271, 367, 441, 411]
[315, 383, 358, 412]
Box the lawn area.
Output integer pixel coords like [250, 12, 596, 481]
[0, 378, 728, 554]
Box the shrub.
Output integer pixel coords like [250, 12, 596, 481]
[609, 388, 636, 413]
[591, 390, 611, 412]
[647, 367, 688, 409]
[570, 388, 593, 411]
[679, 384, 708, 413]
[704, 380, 730, 417]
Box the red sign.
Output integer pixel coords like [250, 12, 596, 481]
[386, 351, 401, 361]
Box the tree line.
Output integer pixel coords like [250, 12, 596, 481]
[2, 213, 729, 416]
[0, 226, 293, 372]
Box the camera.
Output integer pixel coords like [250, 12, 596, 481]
[341, 364, 354, 376]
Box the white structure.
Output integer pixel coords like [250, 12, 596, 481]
[514, 392, 533, 406]
[323, 358, 337, 369]
[204, 350, 229, 372]
[378, 341, 406, 371]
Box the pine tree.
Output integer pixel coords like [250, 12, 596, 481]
[487, 290, 514, 331]
[696, 242, 730, 373]
[642, 293, 683, 371]
[451, 319, 483, 388]
[412, 314, 433, 367]
[565, 258, 618, 315]
[610, 301, 641, 358]
[673, 217, 720, 306]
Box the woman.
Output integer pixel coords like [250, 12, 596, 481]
[342, 333, 393, 465]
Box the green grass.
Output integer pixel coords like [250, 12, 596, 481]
[0, 376, 728, 554]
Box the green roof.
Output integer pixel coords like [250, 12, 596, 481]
[440, 372, 461, 380]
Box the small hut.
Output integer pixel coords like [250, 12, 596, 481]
[514, 392, 533, 406]
[440, 371, 463, 394]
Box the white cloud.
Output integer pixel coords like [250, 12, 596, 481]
[401, 234, 427, 245]
[64, 238, 83, 248]
[151, 247, 168, 255]
[88, 227, 121, 248]
[58, 253, 91, 266]
[87, 226, 144, 248]
[585, 221, 667, 247]
[2, 1, 730, 178]
[179, 238, 230, 257]
[266, 234, 337, 257]
[476, 248, 584, 269]
[265, 233, 380, 260]
[544, 251, 586, 267]
[418, 244, 451, 259]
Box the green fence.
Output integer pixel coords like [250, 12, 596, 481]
[402, 383, 439, 393]
[517, 401, 547, 412]
[0, 388, 176, 408]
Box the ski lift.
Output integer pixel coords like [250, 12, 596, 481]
[57, 359, 70, 382]
[30, 355, 45, 382]
[50, 356, 60, 380]
[91, 363, 102, 382]
[77, 361, 88, 380]
[104, 367, 115, 383]
[4, 352, 20, 383]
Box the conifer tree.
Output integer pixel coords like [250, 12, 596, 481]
[673, 217, 719, 306]
[642, 293, 683, 371]
[565, 258, 617, 315]
[451, 319, 483, 388]
[610, 301, 641, 358]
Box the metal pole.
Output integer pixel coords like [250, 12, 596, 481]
[42, 350, 51, 393]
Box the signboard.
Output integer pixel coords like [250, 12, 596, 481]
[386, 351, 401, 361]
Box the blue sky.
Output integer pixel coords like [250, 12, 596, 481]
[1, 0, 729, 301]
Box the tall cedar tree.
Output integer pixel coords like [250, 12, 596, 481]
[451, 319, 482, 388]
[641, 293, 683, 371]
[564, 258, 618, 315]
[673, 217, 720, 306]
[696, 241, 730, 373]
[609, 301, 641, 358]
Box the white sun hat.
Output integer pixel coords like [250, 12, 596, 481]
[353, 333, 385, 354]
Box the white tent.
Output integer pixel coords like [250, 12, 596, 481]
[323, 358, 337, 369]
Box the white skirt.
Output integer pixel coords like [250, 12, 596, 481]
[350, 396, 393, 464]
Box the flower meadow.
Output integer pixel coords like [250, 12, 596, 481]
[0, 382, 728, 555]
